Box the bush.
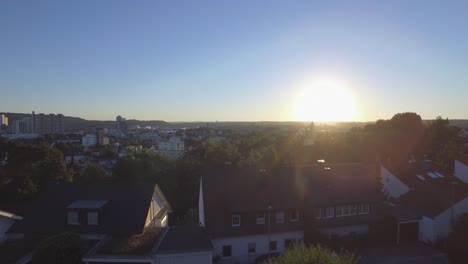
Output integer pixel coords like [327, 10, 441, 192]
[267, 243, 357, 264]
[31, 232, 88, 264]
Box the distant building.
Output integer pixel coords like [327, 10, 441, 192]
[157, 136, 185, 159]
[31, 111, 64, 134]
[11, 117, 33, 134]
[116, 115, 128, 135]
[82, 134, 97, 147]
[0, 114, 8, 126]
[96, 128, 109, 145]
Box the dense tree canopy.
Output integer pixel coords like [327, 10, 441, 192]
[1, 141, 70, 199]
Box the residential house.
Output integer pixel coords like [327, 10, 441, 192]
[199, 163, 381, 264]
[380, 159, 468, 243]
[4, 182, 213, 264]
[454, 154, 468, 183]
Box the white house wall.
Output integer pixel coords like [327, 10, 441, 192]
[434, 196, 468, 239]
[157, 251, 212, 264]
[420, 216, 435, 243]
[212, 231, 303, 264]
[454, 160, 468, 184]
[319, 224, 368, 237]
[380, 165, 410, 199]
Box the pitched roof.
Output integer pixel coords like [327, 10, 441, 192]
[202, 163, 379, 237]
[156, 227, 213, 254]
[388, 162, 468, 217]
[9, 182, 160, 236]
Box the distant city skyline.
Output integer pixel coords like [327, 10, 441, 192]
[2, 1, 468, 122]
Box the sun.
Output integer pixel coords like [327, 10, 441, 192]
[294, 79, 356, 122]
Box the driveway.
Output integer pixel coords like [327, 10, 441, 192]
[356, 243, 449, 264]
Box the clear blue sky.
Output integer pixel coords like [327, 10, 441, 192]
[1, 0, 467, 121]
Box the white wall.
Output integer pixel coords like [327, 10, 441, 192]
[0, 216, 15, 242]
[319, 224, 368, 237]
[212, 231, 303, 264]
[420, 216, 435, 243]
[434, 196, 468, 239]
[454, 160, 468, 184]
[380, 165, 410, 199]
[157, 251, 212, 264]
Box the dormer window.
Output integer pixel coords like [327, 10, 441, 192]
[67, 211, 79, 225]
[87, 211, 99, 225]
[66, 200, 107, 226]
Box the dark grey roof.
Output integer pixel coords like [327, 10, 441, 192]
[156, 227, 213, 254]
[67, 200, 108, 209]
[202, 163, 380, 237]
[9, 182, 163, 236]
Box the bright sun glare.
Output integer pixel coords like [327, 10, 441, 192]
[294, 79, 356, 122]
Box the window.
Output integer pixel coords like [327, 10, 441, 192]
[248, 243, 256, 254]
[290, 210, 299, 221]
[276, 211, 284, 223]
[256, 212, 265, 225]
[314, 208, 322, 219]
[325, 207, 334, 218]
[67, 211, 79, 225]
[359, 204, 370, 215]
[232, 215, 241, 227]
[269, 241, 277, 251]
[335, 206, 344, 217]
[343, 205, 350, 215]
[87, 211, 99, 225]
[285, 239, 295, 248]
[350, 204, 357, 215]
[222, 245, 232, 257]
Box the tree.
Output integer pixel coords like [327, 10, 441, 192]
[446, 213, 468, 264]
[76, 163, 110, 183]
[3, 142, 70, 199]
[266, 243, 356, 264]
[31, 232, 88, 264]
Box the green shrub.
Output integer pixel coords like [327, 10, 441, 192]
[268, 243, 357, 264]
[31, 232, 88, 264]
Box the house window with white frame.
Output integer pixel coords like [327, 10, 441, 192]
[314, 207, 322, 219]
[359, 203, 370, 215]
[256, 212, 265, 225]
[335, 205, 344, 217]
[290, 209, 299, 221]
[87, 211, 99, 225]
[67, 211, 79, 225]
[248, 243, 256, 254]
[343, 205, 350, 215]
[325, 207, 334, 218]
[232, 215, 241, 226]
[276, 211, 284, 223]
